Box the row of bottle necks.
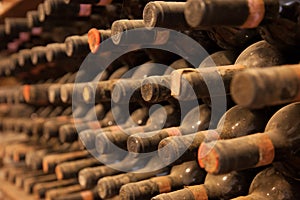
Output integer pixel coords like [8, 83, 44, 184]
[1, 0, 299, 67]
[1, 41, 300, 109]
[0, 0, 300, 199]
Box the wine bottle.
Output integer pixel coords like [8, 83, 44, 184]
[64, 34, 90, 57]
[97, 162, 169, 199]
[4, 18, 30, 38]
[64, 0, 123, 5]
[24, 174, 58, 193]
[22, 83, 51, 105]
[143, 2, 189, 30]
[170, 40, 285, 101]
[44, 0, 107, 17]
[33, 178, 78, 199]
[158, 105, 274, 165]
[137, 45, 252, 102]
[232, 167, 300, 200]
[48, 73, 77, 104]
[55, 157, 100, 180]
[43, 150, 91, 173]
[58, 103, 107, 143]
[185, 0, 300, 50]
[111, 19, 145, 45]
[79, 106, 149, 149]
[45, 43, 69, 63]
[140, 58, 194, 103]
[45, 184, 83, 200]
[15, 170, 45, 188]
[152, 169, 258, 200]
[184, 0, 279, 28]
[231, 64, 300, 109]
[257, 1, 300, 51]
[31, 46, 48, 65]
[119, 161, 206, 200]
[127, 104, 211, 153]
[95, 104, 181, 154]
[60, 83, 90, 104]
[199, 102, 300, 180]
[53, 187, 100, 200]
[78, 153, 150, 189]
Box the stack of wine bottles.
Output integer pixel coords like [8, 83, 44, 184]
[0, 0, 299, 199]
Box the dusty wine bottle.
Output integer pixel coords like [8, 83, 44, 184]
[79, 106, 149, 149]
[56, 188, 101, 200]
[170, 40, 285, 101]
[33, 178, 78, 199]
[143, 1, 189, 30]
[111, 19, 145, 45]
[97, 157, 169, 199]
[158, 105, 274, 165]
[45, 43, 69, 63]
[78, 153, 150, 189]
[64, 34, 89, 57]
[152, 169, 259, 200]
[64, 0, 125, 5]
[58, 104, 107, 143]
[231, 64, 300, 109]
[45, 184, 84, 200]
[141, 58, 194, 103]
[55, 157, 100, 180]
[23, 174, 58, 193]
[95, 104, 181, 154]
[232, 167, 300, 200]
[15, 170, 45, 188]
[127, 104, 211, 154]
[184, 0, 279, 28]
[119, 161, 206, 200]
[43, 150, 90, 173]
[4, 18, 29, 38]
[22, 83, 51, 105]
[31, 46, 48, 65]
[199, 102, 300, 180]
[44, 0, 108, 17]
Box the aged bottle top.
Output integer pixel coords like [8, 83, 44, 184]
[111, 19, 145, 44]
[185, 0, 279, 28]
[55, 157, 100, 180]
[4, 17, 29, 36]
[31, 46, 48, 65]
[143, 2, 189, 30]
[231, 64, 300, 109]
[199, 102, 300, 179]
[46, 43, 68, 62]
[64, 34, 89, 57]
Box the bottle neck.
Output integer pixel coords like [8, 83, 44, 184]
[199, 132, 275, 174]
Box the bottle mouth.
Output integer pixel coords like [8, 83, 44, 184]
[65, 38, 75, 57]
[143, 2, 159, 29]
[48, 84, 60, 103]
[88, 28, 101, 54]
